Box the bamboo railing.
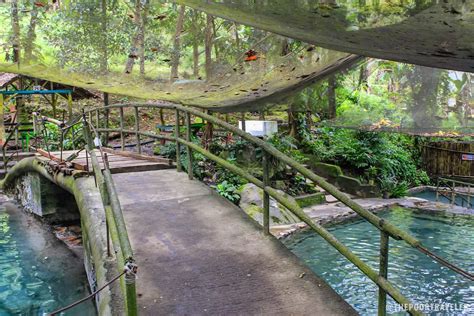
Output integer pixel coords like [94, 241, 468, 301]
[83, 102, 474, 316]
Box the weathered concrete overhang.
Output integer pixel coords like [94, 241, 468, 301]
[176, 0, 474, 73]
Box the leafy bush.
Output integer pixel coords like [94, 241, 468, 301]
[214, 181, 241, 204]
[303, 127, 430, 192]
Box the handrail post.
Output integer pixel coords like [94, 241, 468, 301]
[104, 92, 109, 147]
[436, 178, 440, 203]
[2, 146, 7, 174]
[95, 109, 100, 131]
[119, 107, 125, 151]
[378, 231, 389, 316]
[134, 106, 141, 154]
[468, 184, 471, 208]
[451, 180, 455, 205]
[175, 109, 182, 172]
[185, 112, 193, 180]
[262, 151, 270, 235]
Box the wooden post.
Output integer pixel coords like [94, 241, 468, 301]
[95, 109, 100, 129]
[378, 231, 389, 316]
[241, 112, 246, 132]
[436, 178, 440, 203]
[451, 181, 455, 205]
[175, 109, 182, 172]
[0, 94, 4, 147]
[185, 112, 193, 180]
[104, 92, 109, 147]
[262, 151, 270, 235]
[468, 184, 471, 208]
[119, 107, 125, 151]
[51, 82, 57, 119]
[67, 93, 73, 120]
[134, 106, 141, 154]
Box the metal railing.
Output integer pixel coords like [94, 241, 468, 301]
[436, 177, 473, 209]
[83, 102, 474, 316]
[1, 122, 20, 173]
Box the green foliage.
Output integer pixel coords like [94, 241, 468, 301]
[41, 122, 83, 151]
[214, 180, 240, 204]
[303, 127, 430, 194]
[267, 134, 307, 163]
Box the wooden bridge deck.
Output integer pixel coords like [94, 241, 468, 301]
[37, 149, 174, 174]
[112, 169, 356, 315]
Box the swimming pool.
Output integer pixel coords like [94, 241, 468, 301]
[283, 207, 474, 315]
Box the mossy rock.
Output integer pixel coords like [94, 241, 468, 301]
[295, 192, 326, 208]
[238, 183, 300, 225]
[309, 162, 343, 179]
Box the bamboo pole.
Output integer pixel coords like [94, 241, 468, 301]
[175, 109, 182, 172]
[119, 107, 125, 151]
[378, 231, 389, 316]
[104, 92, 109, 147]
[185, 112, 193, 180]
[262, 151, 270, 235]
[134, 107, 141, 154]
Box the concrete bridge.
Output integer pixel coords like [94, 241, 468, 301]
[1, 103, 469, 315]
[1, 152, 355, 315]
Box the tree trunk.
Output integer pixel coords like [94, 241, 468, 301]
[409, 65, 442, 130]
[125, 1, 147, 75]
[212, 18, 219, 60]
[99, 0, 108, 73]
[234, 23, 240, 50]
[192, 10, 200, 78]
[328, 76, 337, 119]
[205, 14, 214, 80]
[288, 103, 297, 138]
[170, 5, 186, 81]
[11, 0, 20, 63]
[24, 4, 39, 63]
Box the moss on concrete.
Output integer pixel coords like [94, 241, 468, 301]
[0, 157, 123, 316]
[310, 162, 343, 179]
[295, 192, 326, 208]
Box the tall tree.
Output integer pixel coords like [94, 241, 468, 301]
[204, 14, 214, 80]
[191, 10, 200, 78]
[100, 0, 108, 73]
[125, 0, 148, 75]
[328, 76, 337, 119]
[24, 3, 39, 63]
[11, 0, 20, 63]
[409, 65, 442, 130]
[170, 5, 186, 81]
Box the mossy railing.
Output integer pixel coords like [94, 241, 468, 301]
[84, 102, 473, 316]
[81, 117, 138, 316]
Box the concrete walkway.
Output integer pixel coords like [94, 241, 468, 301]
[112, 170, 356, 315]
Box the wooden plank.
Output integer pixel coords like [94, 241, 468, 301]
[37, 149, 88, 171]
[109, 163, 173, 174]
[102, 147, 172, 165]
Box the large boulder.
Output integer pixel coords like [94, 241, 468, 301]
[238, 183, 301, 225]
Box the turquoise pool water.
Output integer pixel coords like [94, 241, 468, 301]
[0, 197, 96, 316]
[411, 190, 473, 209]
[283, 207, 474, 315]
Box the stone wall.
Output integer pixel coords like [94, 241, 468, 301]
[12, 172, 80, 223]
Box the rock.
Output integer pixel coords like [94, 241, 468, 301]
[238, 183, 301, 225]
